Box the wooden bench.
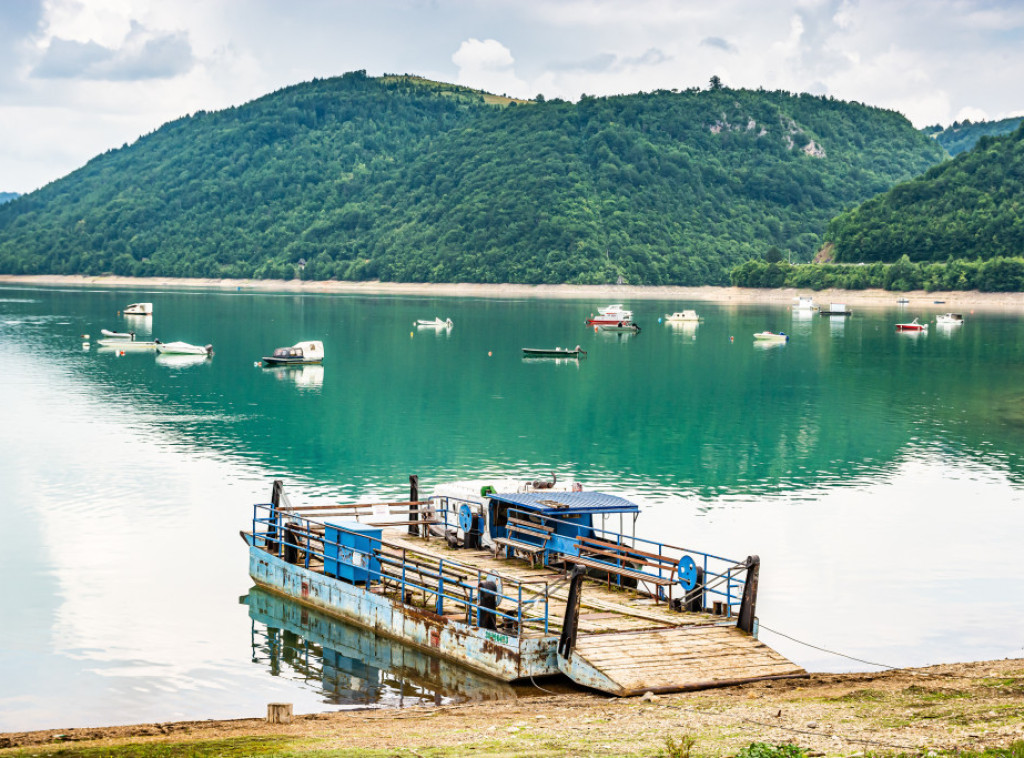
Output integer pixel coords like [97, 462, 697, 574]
[492, 518, 555, 567]
[561, 554, 676, 605]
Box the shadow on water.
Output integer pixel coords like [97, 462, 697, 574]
[243, 587, 519, 707]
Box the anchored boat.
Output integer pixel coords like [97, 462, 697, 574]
[262, 340, 324, 366]
[122, 302, 153, 316]
[522, 346, 586, 358]
[242, 477, 805, 696]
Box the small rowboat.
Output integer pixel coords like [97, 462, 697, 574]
[896, 318, 927, 332]
[522, 346, 586, 358]
[754, 331, 788, 342]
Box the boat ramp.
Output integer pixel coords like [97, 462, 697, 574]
[242, 479, 805, 697]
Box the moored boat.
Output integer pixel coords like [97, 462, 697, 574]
[156, 341, 213, 356]
[793, 296, 816, 311]
[664, 310, 700, 322]
[262, 340, 324, 366]
[896, 318, 927, 332]
[936, 313, 964, 325]
[416, 317, 453, 328]
[97, 339, 161, 350]
[122, 302, 153, 316]
[754, 331, 788, 342]
[586, 304, 633, 326]
[100, 328, 135, 339]
[522, 345, 586, 358]
[242, 477, 806, 696]
[818, 304, 851, 316]
[598, 322, 640, 333]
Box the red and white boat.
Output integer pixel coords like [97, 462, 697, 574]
[586, 304, 633, 326]
[896, 318, 928, 332]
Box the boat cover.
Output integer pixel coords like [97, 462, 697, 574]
[488, 491, 639, 515]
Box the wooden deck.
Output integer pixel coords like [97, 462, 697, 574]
[382, 529, 807, 694]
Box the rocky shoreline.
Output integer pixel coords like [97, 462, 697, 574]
[4, 274, 1024, 313]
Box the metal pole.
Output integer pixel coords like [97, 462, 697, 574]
[408, 475, 419, 536]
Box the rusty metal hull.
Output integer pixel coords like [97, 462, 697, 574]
[249, 546, 559, 682]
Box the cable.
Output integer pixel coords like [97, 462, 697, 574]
[757, 623, 900, 670]
[528, 673, 559, 695]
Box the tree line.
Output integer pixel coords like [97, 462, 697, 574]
[0, 71, 944, 285]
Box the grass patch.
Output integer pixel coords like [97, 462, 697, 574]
[6, 737, 301, 758]
[938, 740, 1024, 758]
[902, 685, 971, 701]
[831, 688, 887, 702]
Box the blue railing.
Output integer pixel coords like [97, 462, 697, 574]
[251, 503, 552, 635]
[492, 506, 748, 616]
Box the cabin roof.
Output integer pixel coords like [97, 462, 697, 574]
[489, 491, 640, 515]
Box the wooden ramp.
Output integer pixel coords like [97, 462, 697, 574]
[558, 625, 807, 696]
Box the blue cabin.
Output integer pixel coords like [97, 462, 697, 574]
[487, 491, 640, 560]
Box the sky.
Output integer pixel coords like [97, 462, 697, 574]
[2, 0, 1023, 194]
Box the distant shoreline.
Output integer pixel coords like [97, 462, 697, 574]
[3, 274, 1024, 312]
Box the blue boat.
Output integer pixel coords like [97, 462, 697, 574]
[242, 478, 805, 696]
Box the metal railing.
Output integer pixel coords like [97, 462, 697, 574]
[251, 503, 552, 636]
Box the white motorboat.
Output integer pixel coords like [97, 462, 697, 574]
[586, 304, 633, 326]
[936, 313, 964, 325]
[664, 310, 700, 322]
[122, 302, 153, 316]
[101, 328, 135, 339]
[754, 331, 788, 342]
[156, 341, 213, 356]
[792, 296, 816, 311]
[415, 317, 453, 328]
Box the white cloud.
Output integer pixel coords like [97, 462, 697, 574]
[451, 38, 529, 96]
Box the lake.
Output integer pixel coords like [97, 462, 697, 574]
[1, 284, 1022, 731]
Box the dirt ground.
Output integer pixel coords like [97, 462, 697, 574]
[3, 658, 1022, 756]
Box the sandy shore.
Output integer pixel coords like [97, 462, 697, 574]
[3, 658, 1022, 754]
[4, 274, 1024, 313]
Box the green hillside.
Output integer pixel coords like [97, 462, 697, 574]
[922, 116, 1024, 156]
[826, 122, 1024, 264]
[0, 71, 945, 285]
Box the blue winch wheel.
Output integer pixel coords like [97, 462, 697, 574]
[677, 555, 698, 591]
[458, 504, 474, 533]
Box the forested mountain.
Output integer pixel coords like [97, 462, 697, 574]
[0, 71, 944, 285]
[826, 122, 1024, 264]
[0, 192, 18, 204]
[922, 116, 1023, 156]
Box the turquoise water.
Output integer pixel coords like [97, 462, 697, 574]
[1, 285, 1023, 730]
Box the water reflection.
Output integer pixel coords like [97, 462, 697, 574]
[244, 588, 515, 707]
[156, 353, 212, 369]
[262, 364, 325, 389]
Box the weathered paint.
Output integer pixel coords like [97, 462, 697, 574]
[250, 546, 558, 682]
[556, 649, 625, 696]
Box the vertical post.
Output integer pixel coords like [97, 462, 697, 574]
[737, 555, 760, 634]
[557, 566, 586, 661]
[408, 475, 419, 536]
[268, 480, 284, 555]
